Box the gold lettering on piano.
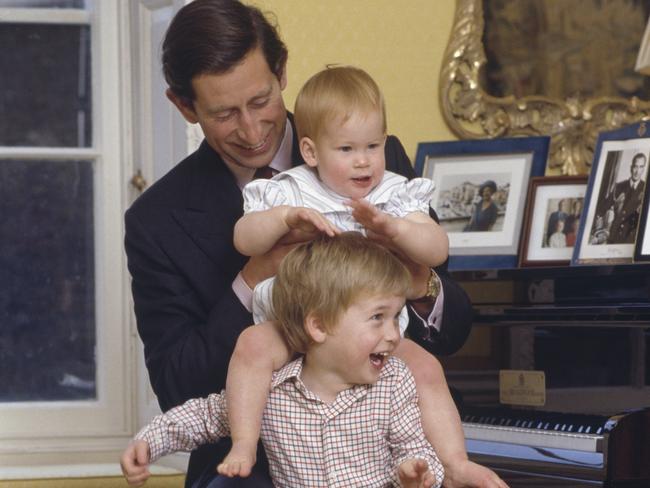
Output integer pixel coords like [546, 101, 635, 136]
[499, 370, 546, 407]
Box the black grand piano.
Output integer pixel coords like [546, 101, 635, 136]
[446, 265, 650, 487]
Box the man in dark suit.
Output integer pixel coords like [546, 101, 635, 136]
[545, 199, 569, 247]
[607, 153, 647, 244]
[124, 1, 504, 487]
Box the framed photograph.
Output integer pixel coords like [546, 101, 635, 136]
[519, 176, 588, 267]
[573, 121, 650, 265]
[634, 176, 650, 262]
[415, 136, 549, 270]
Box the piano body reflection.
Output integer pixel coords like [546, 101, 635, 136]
[446, 265, 650, 487]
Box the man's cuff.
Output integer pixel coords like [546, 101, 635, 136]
[410, 284, 444, 333]
[232, 272, 253, 312]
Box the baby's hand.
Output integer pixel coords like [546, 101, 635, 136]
[347, 199, 400, 240]
[284, 207, 340, 237]
[120, 440, 151, 487]
[398, 458, 437, 488]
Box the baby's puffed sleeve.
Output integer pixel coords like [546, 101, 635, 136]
[242, 179, 289, 214]
[384, 178, 435, 218]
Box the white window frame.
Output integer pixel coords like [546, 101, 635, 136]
[0, 2, 134, 468]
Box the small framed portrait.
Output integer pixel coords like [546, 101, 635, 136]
[519, 176, 588, 267]
[573, 122, 650, 265]
[415, 136, 549, 270]
[634, 178, 650, 262]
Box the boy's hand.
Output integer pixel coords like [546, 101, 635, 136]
[347, 199, 400, 240]
[284, 207, 340, 237]
[398, 458, 437, 488]
[120, 440, 151, 487]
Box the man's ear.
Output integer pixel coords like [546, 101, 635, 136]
[300, 137, 318, 168]
[166, 88, 199, 124]
[278, 63, 288, 91]
[304, 314, 327, 344]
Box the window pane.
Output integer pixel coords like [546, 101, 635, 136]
[0, 23, 91, 147]
[0, 1, 86, 7]
[0, 160, 95, 402]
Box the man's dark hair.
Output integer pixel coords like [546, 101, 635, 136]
[632, 152, 647, 166]
[162, 0, 288, 104]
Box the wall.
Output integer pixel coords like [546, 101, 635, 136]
[256, 0, 458, 163]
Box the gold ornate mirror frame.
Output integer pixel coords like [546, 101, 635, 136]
[440, 0, 650, 175]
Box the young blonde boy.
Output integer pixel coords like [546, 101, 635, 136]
[121, 232, 443, 488]
[221, 66, 459, 480]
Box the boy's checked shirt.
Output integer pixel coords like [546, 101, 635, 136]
[136, 356, 444, 487]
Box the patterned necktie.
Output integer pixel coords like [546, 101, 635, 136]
[253, 166, 275, 180]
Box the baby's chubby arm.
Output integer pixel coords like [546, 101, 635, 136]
[223, 321, 292, 477]
[388, 360, 444, 488]
[347, 199, 449, 267]
[234, 206, 340, 256]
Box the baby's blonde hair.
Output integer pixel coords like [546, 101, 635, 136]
[272, 232, 411, 354]
[293, 65, 387, 142]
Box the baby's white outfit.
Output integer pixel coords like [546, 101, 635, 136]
[242, 164, 435, 335]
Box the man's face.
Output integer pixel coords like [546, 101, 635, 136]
[560, 199, 570, 213]
[170, 47, 287, 175]
[631, 156, 646, 183]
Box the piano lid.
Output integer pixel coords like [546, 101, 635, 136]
[450, 264, 650, 323]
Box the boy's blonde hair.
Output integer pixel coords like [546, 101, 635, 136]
[272, 232, 410, 353]
[293, 65, 387, 142]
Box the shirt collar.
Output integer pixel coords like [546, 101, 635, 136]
[271, 354, 399, 390]
[270, 117, 293, 174]
[235, 117, 293, 189]
[271, 356, 305, 388]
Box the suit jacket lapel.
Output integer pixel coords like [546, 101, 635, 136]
[172, 141, 245, 270]
[172, 114, 302, 267]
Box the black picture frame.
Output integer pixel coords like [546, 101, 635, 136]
[414, 136, 549, 270]
[634, 172, 650, 262]
[572, 122, 650, 265]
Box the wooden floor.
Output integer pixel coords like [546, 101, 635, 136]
[0, 474, 184, 488]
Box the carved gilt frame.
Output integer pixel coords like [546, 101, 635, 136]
[439, 0, 650, 176]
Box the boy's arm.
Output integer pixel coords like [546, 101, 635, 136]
[348, 199, 449, 267]
[234, 206, 338, 256]
[120, 440, 151, 487]
[135, 393, 230, 462]
[387, 362, 444, 488]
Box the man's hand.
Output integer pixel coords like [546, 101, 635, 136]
[120, 440, 151, 487]
[443, 459, 509, 488]
[241, 231, 306, 290]
[398, 458, 438, 488]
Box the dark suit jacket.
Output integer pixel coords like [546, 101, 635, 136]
[607, 179, 645, 244]
[124, 113, 472, 486]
